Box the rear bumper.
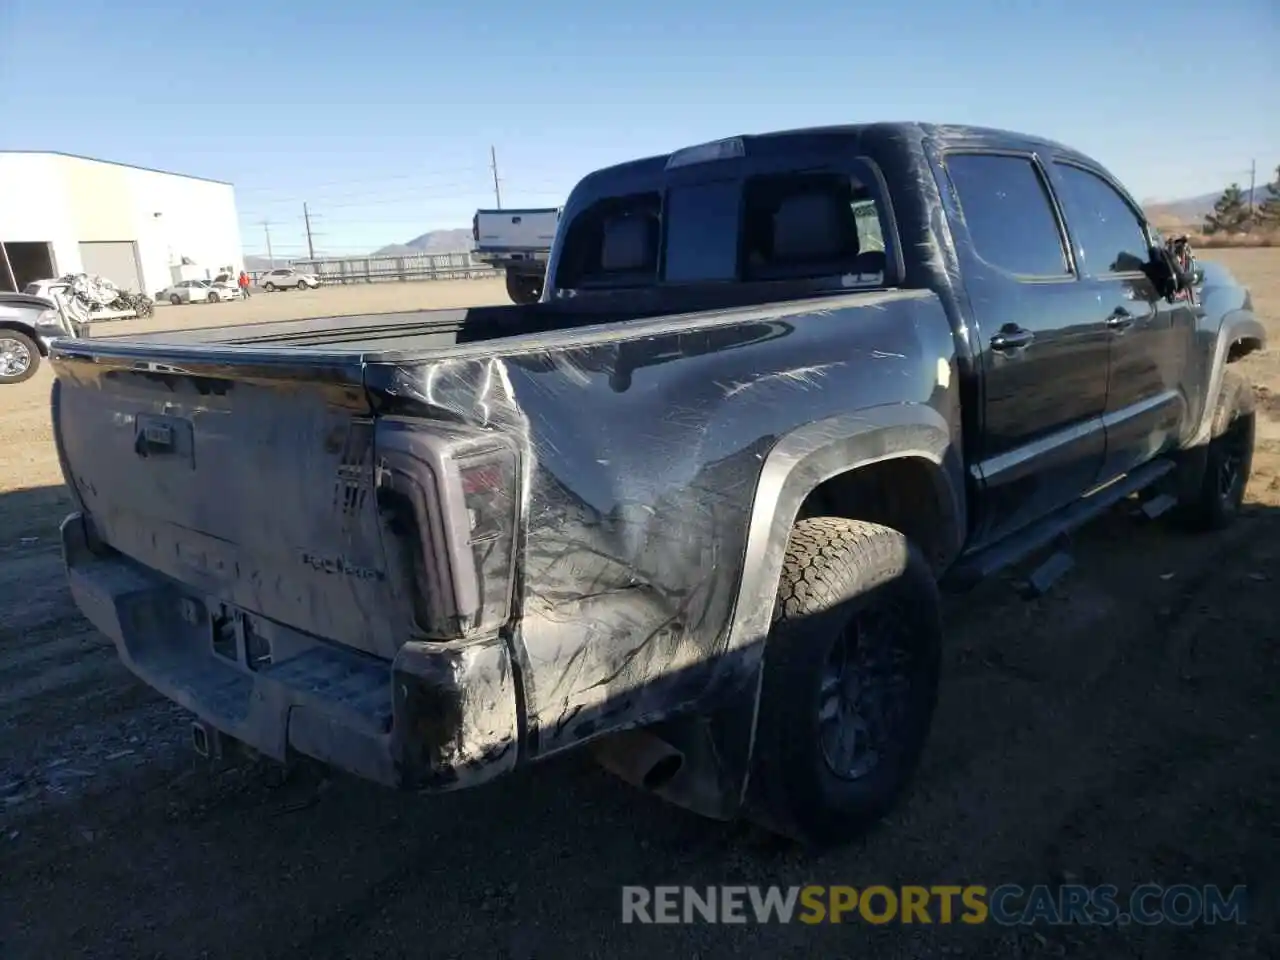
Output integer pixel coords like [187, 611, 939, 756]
[60, 512, 520, 791]
[473, 250, 549, 268]
[34, 320, 73, 353]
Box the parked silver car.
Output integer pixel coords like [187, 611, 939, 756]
[259, 268, 320, 291]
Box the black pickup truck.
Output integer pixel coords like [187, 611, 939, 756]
[50, 123, 1266, 845]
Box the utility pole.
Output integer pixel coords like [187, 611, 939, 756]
[490, 145, 502, 209]
[262, 220, 275, 269]
[1248, 159, 1257, 221]
[303, 203, 316, 261]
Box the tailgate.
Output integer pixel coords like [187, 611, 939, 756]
[50, 347, 405, 659]
[477, 210, 559, 250]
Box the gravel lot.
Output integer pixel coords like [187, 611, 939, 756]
[115, 276, 511, 337]
[1, 260, 1278, 959]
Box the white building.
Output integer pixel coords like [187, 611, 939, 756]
[0, 151, 244, 296]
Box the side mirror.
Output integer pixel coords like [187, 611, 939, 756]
[1147, 245, 1181, 300]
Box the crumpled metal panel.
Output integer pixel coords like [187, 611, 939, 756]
[365, 286, 962, 762]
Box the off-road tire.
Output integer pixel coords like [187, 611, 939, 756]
[1175, 369, 1256, 531]
[0, 331, 40, 384]
[745, 517, 942, 846]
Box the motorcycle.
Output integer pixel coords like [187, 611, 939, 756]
[109, 290, 155, 318]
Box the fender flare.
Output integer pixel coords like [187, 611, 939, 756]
[698, 403, 961, 805]
[719, 403, 962, 667]
[1191, 309, 1267, 447]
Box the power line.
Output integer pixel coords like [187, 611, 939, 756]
[281, 209, 561, 227]
[237, 187, 565, 222]
[232, 166, 491, 195]
[239, 180, 498, 209]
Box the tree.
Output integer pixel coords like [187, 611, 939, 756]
[1256, 164, 1280, 226]
[1203, 183, 1252, 234]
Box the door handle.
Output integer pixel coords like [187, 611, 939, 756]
[1106, 307, 1134, 330]
[990, 327, 1035, 351]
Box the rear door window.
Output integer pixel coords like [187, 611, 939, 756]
[944, 153, 1072, 278]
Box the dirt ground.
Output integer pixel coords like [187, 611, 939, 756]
[1, 259, 1278, 959]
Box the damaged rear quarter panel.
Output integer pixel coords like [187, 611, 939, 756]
[370, 288, 961, 760]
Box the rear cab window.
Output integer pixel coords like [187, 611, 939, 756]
[551, 141, 896, 295]
[553, 192, 663, 290]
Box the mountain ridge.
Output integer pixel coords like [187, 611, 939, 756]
[372, 229, 475, 257]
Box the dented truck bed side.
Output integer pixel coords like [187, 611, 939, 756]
[52, 278, 962, 791]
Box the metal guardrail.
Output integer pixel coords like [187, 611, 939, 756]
[249, 251, 501, 286]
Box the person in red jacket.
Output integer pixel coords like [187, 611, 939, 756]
[237, 271, 251, 298]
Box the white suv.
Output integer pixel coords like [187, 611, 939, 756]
[260, 268, 320, 291]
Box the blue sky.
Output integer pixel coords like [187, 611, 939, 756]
[3, 0, 1277, 257]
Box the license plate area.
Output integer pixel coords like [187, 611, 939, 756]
[134, 413, 195, 467]
[183, 598, 273, 671]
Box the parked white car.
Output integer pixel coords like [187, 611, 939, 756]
[157, 280, 231, 305]
[208, 279, 243, 301]
[259, 268, 320, 291]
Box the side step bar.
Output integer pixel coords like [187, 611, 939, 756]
[945, 458, 1176, 591]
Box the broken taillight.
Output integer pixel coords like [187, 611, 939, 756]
[456, 449, 519, 631]
[375, 422, 520, 639]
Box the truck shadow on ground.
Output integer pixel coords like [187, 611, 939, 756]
[1, 484, 1277, 959]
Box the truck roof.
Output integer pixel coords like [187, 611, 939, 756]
[577, 121, 1089, 186]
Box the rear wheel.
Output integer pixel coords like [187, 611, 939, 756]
[505, 271, 542, 305]
[0, 331, 40, 384]
[746, 517, 942, 846]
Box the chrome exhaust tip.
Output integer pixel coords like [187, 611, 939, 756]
[190, 721, 210, 757]
[190, 720, 222, 759]
[590, 728, 685, 792]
